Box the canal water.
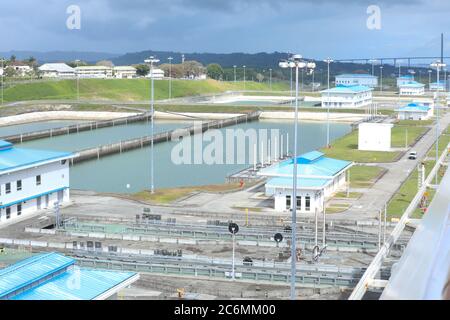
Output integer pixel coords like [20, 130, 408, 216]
[0, 121, 82, 137]
[4, 120, 351, 193]
[7, 119, 351, 193]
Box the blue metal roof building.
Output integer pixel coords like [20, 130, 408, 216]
[396, 102, 430, 112]
[0, 252, 139, 300]
[0, 140, 74, 174]
[258, 151, 353, 213]
[258, 151, 352, 179]
[335, 74, 378, 88]
[321, 84, 373, 94]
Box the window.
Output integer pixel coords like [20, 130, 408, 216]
[305, 196, 311, 211]
[17, 204, 22, 216]
[6, 207, 11, 219]
[286, 195, 291, 210]
[5, 183, 11, 194]
[17, 180, 22, 191]
[36, 175, 41, 186]
[296, 196, 301, 209]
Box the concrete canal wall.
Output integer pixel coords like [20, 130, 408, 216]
[72, 111, 261, 164]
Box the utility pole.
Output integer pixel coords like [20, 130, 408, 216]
[324, 58, 333, 148]
[145, 56, 160, 194]
[168, 57, 173, 100]
[0, 57, 4, 107]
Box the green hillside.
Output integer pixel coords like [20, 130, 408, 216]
[2, 79, 289, 102]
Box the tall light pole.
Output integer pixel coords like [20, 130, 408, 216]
[269, 68, 272, 91]
[168, 57, 173, 100]
[428, 69, 432, 91]
[324, 58, 333, 148]
[243, 65, 246, 90]
[380, 65, 383, 93]
[233, 65, 237, 83]
[75, 59, 80, 101]
[279, 54, 309, 300]
[430, 60, 446, 185]
[0, 57, 4, 107]
[145, 56, 160, 194]
[369, 59, 377, 76]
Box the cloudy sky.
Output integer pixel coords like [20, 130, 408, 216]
[0, 0, 449, 58]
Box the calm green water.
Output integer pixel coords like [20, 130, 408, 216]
[12, 119, 351, 193]
[0, 121, 83, 137]
[18, 120, 193, 152]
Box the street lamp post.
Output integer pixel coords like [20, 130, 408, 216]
[168, 57, 173, 100]
[380, 65, 384, 93]
[279, 54, 311, 300]
[145, 56, 160, 194]
[233, 65, 237, 83]
[243, 65, 246, 90]
[428, 69, 432, 90]
[324, 58, 333, 148]
[0, 57, 4, 107]
[269, 68, 272, 91]
[430, 60, 446, 185]
[75, 59, 80, 101]
[369, 59, 377, 76]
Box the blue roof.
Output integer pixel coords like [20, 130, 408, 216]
[396, 102, 430, 112]
[336, 74, 377, 79]
[11, 268, 137, 300]
[398, 75, 414, 79]
[0, 140, 73, 173]
[321, 84, 372, 94]
[0, 252, 138, 300]
[266, 176, 331, 190]
[259, 151, 352, 178]
[399, 81, 424, 88]
[0, 252, 75, 298]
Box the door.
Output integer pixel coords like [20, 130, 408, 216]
[36, 197, 41, 210]
[57, 190, 64, 202]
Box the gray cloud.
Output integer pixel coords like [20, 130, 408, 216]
[0, 0, 448, 58]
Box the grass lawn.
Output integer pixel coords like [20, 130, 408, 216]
[387, 160, 447, 220]
[348, 165, 385, 188]
[325, 204, 351, 214]
[3, 79, 289, 103]
[321, 124, 428, 163]
[395, 119, 434, 126]
[130, 183, 247, 204]
[391, 126, 429, 148]
[333, 192, 362, 199]
[321, 130, 401, 163]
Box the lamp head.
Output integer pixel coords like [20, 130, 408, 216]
[292, 54, 302, 62]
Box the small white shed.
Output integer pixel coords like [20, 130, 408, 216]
[358, 123, 393, 152]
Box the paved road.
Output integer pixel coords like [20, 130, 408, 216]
[338, 112, 450, 220]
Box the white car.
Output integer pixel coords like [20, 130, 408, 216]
[408, 151, 417, 160]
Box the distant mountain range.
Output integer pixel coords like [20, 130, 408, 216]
[0, 51, 120, 64]
[0, 50, 428, 77]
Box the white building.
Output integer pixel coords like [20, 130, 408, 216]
[399, 81, 425, 96]
[397, 75, 415, 87]
[7, 61, 32, 77]
[113, 66, 137, 79]
[321, 85, 373, 108]
[396, 102, 433, 121]
[146, 68, 165, 79]
[75, 66, 113, 78]
[335, 74, 378, 87]
[429, 81, 447, 91]
[258, 151, 353, 213]
[0, 140, 75, 225]
[38, 63, 76, 78]
[358, 123, 393, 152]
